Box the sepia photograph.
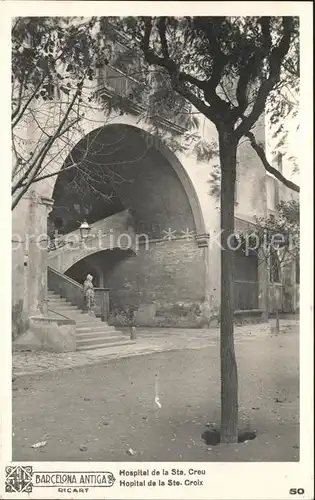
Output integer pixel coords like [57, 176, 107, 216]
[1, 2, 313, 499]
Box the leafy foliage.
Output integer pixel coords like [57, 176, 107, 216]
[237, 199, 300, 275]
[11, 16, 223, 211]
[266, 32, 299, 172]
[12, 16, 300, 213]
[112, 16, 299, 189]
[11, 17, 114, 210]
[112, 16, 299, 443]
[11, 16, 300, 445]
[254, 199, 299, 256]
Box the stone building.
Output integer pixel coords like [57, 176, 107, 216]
[12, 39, 299, 350]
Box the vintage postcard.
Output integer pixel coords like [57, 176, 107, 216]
[1, 1, 313, 499]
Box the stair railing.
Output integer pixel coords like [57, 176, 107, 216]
[94, 288, 110, 323]
[48, 266, 109, 322]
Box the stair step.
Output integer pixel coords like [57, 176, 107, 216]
[75, 317, 102, 324]
[76, 340, 136, 351]
[48, 302, 70, 306]
[77, 329, 117, 336]
[48, 300, 78, 307]
[47, 312, 97, 323]
[47, 290, 106, 325]
[77, 334, 126, 346]
[76, 331, 120, 340]
[50, 308, 80, 314]
[48, 297, 68, 302]
[47, 295, 67, 302]
[49, 310, 81, 317]
[48, 300, 69, 304]
[50, 308, 90, 316]
[50, 303, 78, 308]
[76, 324, 116, 333]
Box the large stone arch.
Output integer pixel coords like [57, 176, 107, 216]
[49, 123, 206, 237]
[64, 248, 136, 289]
[48, 123, 209, 327]
[138, 127, 207, 237]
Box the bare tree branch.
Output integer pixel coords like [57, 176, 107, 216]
[157, 17, 169, 59]
[12, 87, 81, 209]
[12, 77, 46, 129]
[141, 17, 220, 122]
[235, 17, 294, 140]
[246, 131, 300, 193]
[11, 72, 26, 121]
[202, 19, 229, 99]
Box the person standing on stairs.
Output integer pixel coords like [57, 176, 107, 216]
[83, 274, 95, 315]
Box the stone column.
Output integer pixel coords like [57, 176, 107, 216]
[12, 196, 31, 338]
[25, 191, 54, 317]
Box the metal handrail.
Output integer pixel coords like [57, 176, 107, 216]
[48, 267, 109, 323]
[48, 266, 83, 290]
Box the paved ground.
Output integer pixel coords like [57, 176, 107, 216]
[13, 320, 298, 377]
[12, 320, 299, 462]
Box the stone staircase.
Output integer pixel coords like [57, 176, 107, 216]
[47, 290, 135, 351]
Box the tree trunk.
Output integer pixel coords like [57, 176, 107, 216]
[219, 127, 239, 443]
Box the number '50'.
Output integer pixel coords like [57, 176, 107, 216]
[289, 488, 305, 495]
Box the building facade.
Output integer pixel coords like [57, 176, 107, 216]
[12, 44, 299, 343]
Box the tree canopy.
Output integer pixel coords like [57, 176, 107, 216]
[12, 16, 300, 213]
[11, 16, 217, 210]
[109, 16, 300, 190]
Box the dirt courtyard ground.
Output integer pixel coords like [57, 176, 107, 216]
[12, 323, 299, 462]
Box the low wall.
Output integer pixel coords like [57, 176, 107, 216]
[13, 316, 76, 352]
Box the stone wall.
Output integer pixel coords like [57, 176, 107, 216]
[13, 316, 76, 352]
[12, 105, 298, 338]
[103, 238, 208, 327]
[47, 124, 209, 327]
[12, 197, 30, 339]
